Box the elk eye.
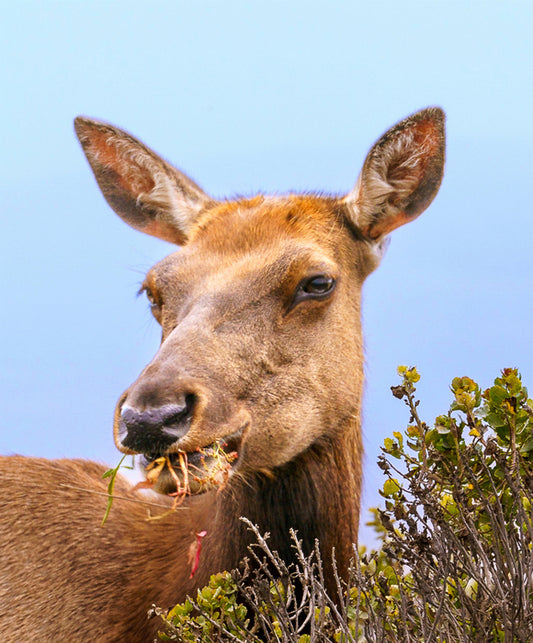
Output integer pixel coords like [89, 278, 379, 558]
[145, 288, 157, 306]
[292, 274, 336, 308]
[301, 275, 335, 295]
[138, 284, 162, 322]
[139, 286, 161, 315]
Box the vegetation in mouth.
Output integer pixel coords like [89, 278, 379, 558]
[141, 443, 239, 502]
[101, 442, 238, 524]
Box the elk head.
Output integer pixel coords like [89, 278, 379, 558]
[75, 108, 445, 497]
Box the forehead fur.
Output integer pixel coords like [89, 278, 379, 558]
[188, 194, 347, 253]
[148, 193, 378, 288]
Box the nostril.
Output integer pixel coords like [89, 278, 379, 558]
[159, 395, 196, 436]
[183, 393, 196, 418]
[156, 404, 188, 427]
[119, 396, 197, 454]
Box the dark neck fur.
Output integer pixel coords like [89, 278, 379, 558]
[193, 421, 362, 597]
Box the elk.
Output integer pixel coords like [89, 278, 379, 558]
[0, 108, 445, 641]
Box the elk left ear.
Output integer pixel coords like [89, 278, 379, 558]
[344, 107, 445, 240]
[74, 117, 212, 245]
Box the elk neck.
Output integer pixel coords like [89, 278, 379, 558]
[190, 410, 363, 597]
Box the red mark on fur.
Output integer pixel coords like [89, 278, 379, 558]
[188, 530, 208, 578]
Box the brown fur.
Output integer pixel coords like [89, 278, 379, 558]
[0, 108, 445, 641]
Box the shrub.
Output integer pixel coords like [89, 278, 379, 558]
[154, 368, 533, 642]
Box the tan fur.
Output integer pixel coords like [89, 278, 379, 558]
[0, 108, 445, 641]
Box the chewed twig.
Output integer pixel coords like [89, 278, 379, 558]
[140, 454, 189, 521]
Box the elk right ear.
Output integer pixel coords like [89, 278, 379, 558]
[74, 117, 212, 245]
[344, 107, 445, 241]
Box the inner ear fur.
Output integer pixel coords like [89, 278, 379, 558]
[345, 107, 445, 240]
[74, 117, 212, 245]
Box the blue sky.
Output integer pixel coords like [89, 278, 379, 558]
[1, 1, 532, 544]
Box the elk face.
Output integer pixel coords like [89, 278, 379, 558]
[114, 196, 374, 494]
[75, 108, 445, 495]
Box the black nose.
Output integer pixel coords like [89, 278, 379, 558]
[119, 398, 194, 454]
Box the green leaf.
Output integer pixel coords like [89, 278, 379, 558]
[488, 385, 510, 406]
[393, 431, 404, 448]
[101, 454, 129, 526]
[383, 478, 400, 497]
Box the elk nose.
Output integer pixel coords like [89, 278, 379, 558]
[118, 397, 195, 454]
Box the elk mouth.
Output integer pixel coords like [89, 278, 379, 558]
[138, 427, 244, 497]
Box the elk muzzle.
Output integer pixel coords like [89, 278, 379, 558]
[113, 377, 250, 496]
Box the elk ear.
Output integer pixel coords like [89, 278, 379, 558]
[344, 107, 445, 241]
[74, 117, 212, 245]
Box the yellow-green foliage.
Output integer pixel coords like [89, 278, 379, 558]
[156, 572, 249, 641]
[156, 369, 533, 642]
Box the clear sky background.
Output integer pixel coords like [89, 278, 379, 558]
[1, 1, 532, 545]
